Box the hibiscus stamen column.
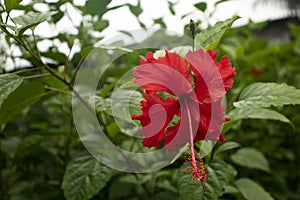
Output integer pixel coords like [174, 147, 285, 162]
[183, 97, 206, 192]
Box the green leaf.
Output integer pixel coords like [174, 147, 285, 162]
[235, 178, 274, 200]
[92, 96, 112, 114]
[230, 147, 270, 172]
[52, 10, 64, 23]
[106, 122, 121, 138]
[93, 90, 143, 123]
[233, 82, 300, 108]
[221, 119, 238, 134]
[223, 185, 240, 195]
[128, 1, 142, 17]
[41, 51, 67, 63]
[227, 108, 292, 124]
[177, 159, 237, 200]
[171, 46, 192, 56]
[153, 46, 192, 59]
[13, 11, 56, 27]
[220, 44, 238, 59]
[96, 45, 134, 54]
[138, 20, 146, 29]
[0, 81, 45, 126]
[0, 22, 17, 32]
[119, 30, 134, 38]
[43, 70, 66, 89]
[168, 1, 176, 15]
[129, 5, 142, 16]
[13, 11, 57, 35]
[195, 16, 240, 50]
[215, 141, 241, 155]
[0, 74, 23, 109]
[214, 0, 232, 6]
[154, 18, 167, 28]
[94, 19, 109, 32]
[4, 0, 22, 12]
[119, 78, 136, 89]
[85, 0, 111, 17]
[152, 191, 178, 200]
[1, 136, 20, 158]
[62, 153, 114, 200]
[245, 48, 275, 65]
[194, 2, 207, 12]
[14, 134, 63, 167]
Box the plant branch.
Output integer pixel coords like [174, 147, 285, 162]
[0, 17, 96, 116]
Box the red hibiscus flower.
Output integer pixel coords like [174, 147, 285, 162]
[132, 49, 235, 189]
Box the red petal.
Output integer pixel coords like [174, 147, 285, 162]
[164, 97, 200, 151]
[140, 52, 155, 65]
[134, 51, 193, 96]
[194, 101, 225, 142]
[157, 51, 193, 84]
[132, 92, 179, 148]
[207, 50, 236, 91]
[164, 122, 180, 148]
[207, 50, 217, 60]
[185, 49, 226, 103]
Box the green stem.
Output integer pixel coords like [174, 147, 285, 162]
[12, 66, 45, 74]
[23, 73, 51, 79]
[32, 29, 41, 58]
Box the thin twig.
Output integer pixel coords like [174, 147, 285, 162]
[64, 40, 74, 81]
[45, 86, 73, 96]
[12, 66, 45, 74]
[23, 73, 51, 79]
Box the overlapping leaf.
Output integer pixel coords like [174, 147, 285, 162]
[62, 153, 114, 200]
[0, 74, 23, 109]
[4, 0, 22, 12]
[230, 147, 270, 172]
[195, 16, 240, 50]
[93, 90, 143, 123]
[234, 82, 300, 108]
[0, 81, 45, 126]
[227, 108, 291, 124]
[13, 11, 57, 35]
[235, 178, 274, 200]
